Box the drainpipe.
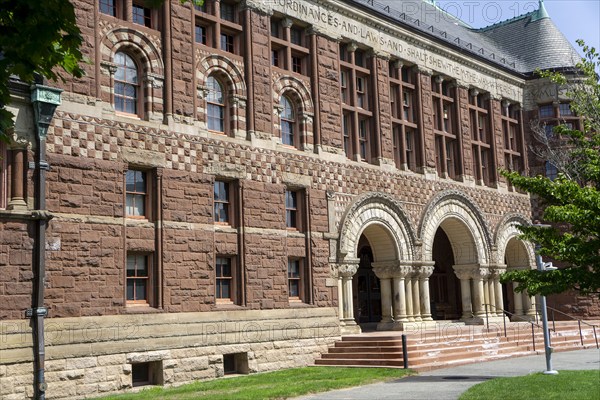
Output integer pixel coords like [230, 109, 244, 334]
[28, 84, 62, 400]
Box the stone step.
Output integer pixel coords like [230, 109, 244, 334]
[315, 358, 406, 367]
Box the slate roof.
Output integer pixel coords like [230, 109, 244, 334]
[344, 0, 580, 75]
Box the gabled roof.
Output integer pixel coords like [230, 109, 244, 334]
[345, 0, 580, 75]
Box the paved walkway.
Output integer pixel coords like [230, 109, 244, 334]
[296, 349, 600, 400]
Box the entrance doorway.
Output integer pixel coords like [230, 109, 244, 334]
[430, 228, 462, 320]
[353, 242, 381, 323]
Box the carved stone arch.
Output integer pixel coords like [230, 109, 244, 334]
[102, 28, 164, 75]
[419, 190, 492, 265]
[197, 55, 246, 98]
[494, 213, 535, 269]
[338, 192, 416, 263]
[273, 76, 314, 114]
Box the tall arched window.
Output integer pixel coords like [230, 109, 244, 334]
[280, 96, 295, 147]
[207, 76, 225, 132]
[114, 52, 139, 115]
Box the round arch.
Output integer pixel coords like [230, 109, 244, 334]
[273, 76, 313, 114]
[494, 214, 535, 269]
[197, 55, 247, 98]
[338, 192, 415, 263]
[419, 190, 491, 265]
[102, 28, 164, 75]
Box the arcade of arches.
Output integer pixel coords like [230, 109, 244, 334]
[333, 192, 538, 333]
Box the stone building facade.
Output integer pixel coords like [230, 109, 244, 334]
[1, 0, 597, 398]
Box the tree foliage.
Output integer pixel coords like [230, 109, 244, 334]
[501, 40, 600, 297]
[0, 0, 85, 140]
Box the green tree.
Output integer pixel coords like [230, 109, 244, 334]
[0, 0, 85, 139]
[502, 40, 600, 297]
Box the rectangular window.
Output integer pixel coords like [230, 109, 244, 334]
[406, 129, 415, 170]
[291, 56, 302, 74]
[220, 33, 234, 53]
[126, 254, 150, 304]
[359, 119, 369, 160]
[288, 258, 303, 300]
[220, 2, 235, 22]
[559, 103, 573, 116]
[285, 190, 298, 229]
[340, 71, 348, 103]
[539, 104, 554, 118]
[207, 103, 224, 132]
[356, 76, 366, 108]
[214, 180, 230, 224]
[195, 25, 206, 44]
[126, 170, 147, 218]
[132, 4, 152, 28]
[194, 2, 207, 12]
[270, 19, 280, 38]
[216, 256, 234, 302]
[343, 113, 351, 155]
[290, 27, 303, 46]
[271, 49, 280, 67]
[100, 0, 116, 16]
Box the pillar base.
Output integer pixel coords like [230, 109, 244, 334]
[461, 316, 486, 325]
[388, 320, 439, 331]
[510, 314, 536, 322]
[340, 324, 362, 335]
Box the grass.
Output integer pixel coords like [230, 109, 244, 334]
[97, 366, 414, 400]
[459, 370, 600, 400]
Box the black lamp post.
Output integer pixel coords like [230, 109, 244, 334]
[29, 84, 62, 400]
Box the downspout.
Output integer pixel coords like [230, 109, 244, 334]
[29, 84, 62, 400]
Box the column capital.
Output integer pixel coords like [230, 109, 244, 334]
[372, 261, 397, 279]
[391, 265, 413, 279]
[418, 265, 435, 278]
[453, 264, 478, 280]
[335, 261, 359, 278]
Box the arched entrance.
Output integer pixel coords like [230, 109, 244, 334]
[430, 228, 462, 320]
[353, 238, 381, 324]
[504, 237, 537, 320]
[335, 193, 416, 334]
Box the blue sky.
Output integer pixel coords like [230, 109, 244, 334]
[435, 0, 600, 56]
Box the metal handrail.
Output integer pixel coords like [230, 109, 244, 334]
[483, 303, 546, 351]
[543, 305, 599, 349]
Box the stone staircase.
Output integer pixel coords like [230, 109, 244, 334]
[315, 320, 599, 371]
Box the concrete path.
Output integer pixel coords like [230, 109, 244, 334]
[296, 349, 600, 400]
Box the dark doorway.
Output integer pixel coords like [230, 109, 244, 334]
[430, 228, 462, 320]
[354, 243, 381, 323]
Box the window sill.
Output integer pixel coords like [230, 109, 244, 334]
[214, 302, 245, 310]
[288, 300, 312, 308]
[115, 111, 141, 120]
[124, 305, 163, 314]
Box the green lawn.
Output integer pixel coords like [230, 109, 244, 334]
[459, 370, 600, 400]
[97, 367, 414, 400]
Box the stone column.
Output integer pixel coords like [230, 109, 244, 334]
[373, 262, 395, 325]
[471, 268, 488, 318]
[392, 266, 411, 322]
[512, 282, 524, 317]
[338, 262, 359, 325]
[411, 268, 421, 321]
[337, 276, 344, 323]
[483, 277, 490, 315]
[525, 290, 537, 317]
[487, 275, 496, 316]
[418, 264, 435, 321]
[7, 144, 28, 210]
[454, 267, 473, 320]
[492, 267, 506, 317]
[405, 276, 414, 322]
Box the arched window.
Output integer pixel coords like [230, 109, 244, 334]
[207, 76, 225, 132]
[280, 96, 295, 146]
[114, 52, 139, 115]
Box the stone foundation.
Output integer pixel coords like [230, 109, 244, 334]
[0, 308, 340, 399]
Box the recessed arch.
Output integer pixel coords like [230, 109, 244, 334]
[494, 213, 535, 269]
[197, 55, 246, 98]
[273, 76, 313, 114]
[102, 28, 164, 75]
[419, 190, 491, 265]
[338, 192, 415, 262]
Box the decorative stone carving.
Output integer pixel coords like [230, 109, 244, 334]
[337, 262, 359, 278]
